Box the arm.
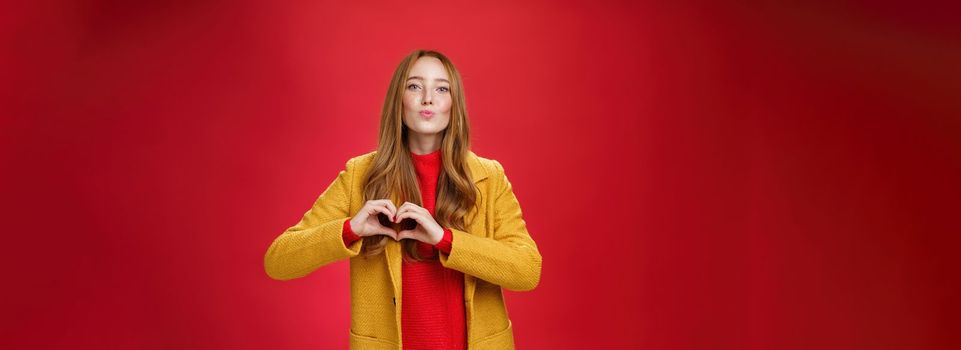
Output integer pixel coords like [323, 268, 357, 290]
[264, 157, 363, 280]
[437, 160, 543, 291]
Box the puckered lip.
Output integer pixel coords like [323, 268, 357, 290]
[419, 110, 434, 115]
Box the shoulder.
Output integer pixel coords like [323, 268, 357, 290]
[467, 150, 503, 175]
[346, 149, 378, 168]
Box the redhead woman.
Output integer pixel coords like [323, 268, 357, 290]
[263, 49, 542, 350]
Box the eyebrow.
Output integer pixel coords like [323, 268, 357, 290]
[406, 76, 450, 84]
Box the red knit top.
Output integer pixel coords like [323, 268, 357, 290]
[340, 148, 465, 349]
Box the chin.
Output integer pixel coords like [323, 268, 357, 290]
[416, 127, 445, 135]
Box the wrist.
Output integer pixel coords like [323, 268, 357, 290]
[433, 230, 443, 245]
[434, 227, 453, 253]
[348, 218, 358, 234]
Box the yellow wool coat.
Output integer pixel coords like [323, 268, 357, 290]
[264, 150, 542, 349]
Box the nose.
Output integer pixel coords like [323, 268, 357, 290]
[421, 90, 432, 105]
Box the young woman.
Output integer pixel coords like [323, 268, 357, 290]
[264, 49, 542, 350]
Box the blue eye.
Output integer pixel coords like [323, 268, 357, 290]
[438, 86, 449, 93]
[407, 84, 420, 90]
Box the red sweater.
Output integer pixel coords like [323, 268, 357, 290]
[341, 148, 465, 349]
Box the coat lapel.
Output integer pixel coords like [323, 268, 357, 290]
[466, 150, 490, 184]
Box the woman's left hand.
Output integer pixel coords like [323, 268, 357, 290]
[394, 201, 444, 245]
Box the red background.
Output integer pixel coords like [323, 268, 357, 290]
[3, 1, 960, 349]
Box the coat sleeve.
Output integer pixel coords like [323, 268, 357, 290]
[438, 160, 543, 291]
[264, 157, 364, 280]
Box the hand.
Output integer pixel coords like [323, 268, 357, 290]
[393, 201, 444, 245]
[349, 199, 399, 240]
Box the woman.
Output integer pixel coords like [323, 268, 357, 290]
[263, 49, 542, 350]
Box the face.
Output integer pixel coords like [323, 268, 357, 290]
[402, 56, 452, 136]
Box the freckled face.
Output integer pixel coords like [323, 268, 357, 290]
[402, 57, 452, 135]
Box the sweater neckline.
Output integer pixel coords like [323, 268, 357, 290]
[410, 148, 441, 162]
[410, 148, 441, 178]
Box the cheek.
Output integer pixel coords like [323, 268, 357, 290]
[403, 94, 417, 109]
[439, 96, 453, 113]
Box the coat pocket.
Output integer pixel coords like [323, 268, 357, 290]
[348, 328, 399, 349]
[469, 319, 515, 349]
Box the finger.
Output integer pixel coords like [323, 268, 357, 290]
[402, 201, 425, 211]
[366, 199, 394, 218]
[394, 206, 411, 222]
[400, 201, 418, 212]
[395, 211, 423, 224]
[397, 230, 426, 243]
[403, 203, 428, 216]
[413, 205, 428, 215]
[396, 203, 428, 222]
[371, 199, 398, 218]
[367, 204, 393, 219]
[385, 201, 398, 218]
[356, 204, 375, 220]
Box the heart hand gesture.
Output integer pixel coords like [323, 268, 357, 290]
[392, 201, 444, 245]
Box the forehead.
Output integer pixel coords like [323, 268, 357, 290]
[407, 57, 449, 80]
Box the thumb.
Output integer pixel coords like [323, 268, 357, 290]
[382, 228, 399, 240]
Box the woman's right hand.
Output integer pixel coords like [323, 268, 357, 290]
[349, 199, 399, 240]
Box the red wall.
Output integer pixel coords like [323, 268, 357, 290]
[4, 1, 959, 349]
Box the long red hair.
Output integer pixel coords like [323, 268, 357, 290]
[359, 49, 479, 262]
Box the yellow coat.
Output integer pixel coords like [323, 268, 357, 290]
[264, 150, 543, 349]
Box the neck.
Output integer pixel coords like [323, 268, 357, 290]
[407, 132, 442, 155]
